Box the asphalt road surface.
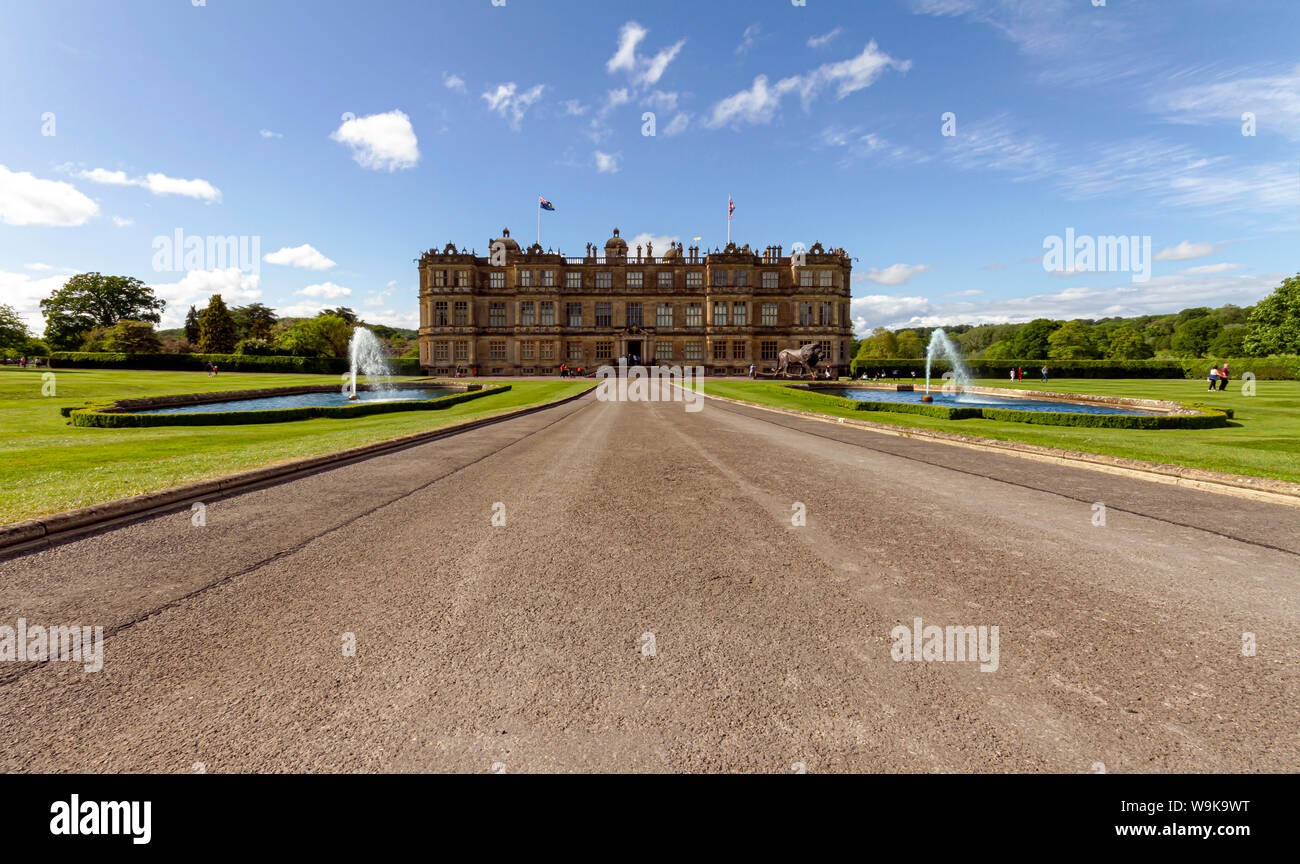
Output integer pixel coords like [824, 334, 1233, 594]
[1, 392, 1296, 773]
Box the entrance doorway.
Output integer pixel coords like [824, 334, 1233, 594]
[627, 340, 642, 365]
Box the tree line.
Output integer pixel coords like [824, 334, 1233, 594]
[855, 274, 1300, 362]
[0, 272, 416, 360]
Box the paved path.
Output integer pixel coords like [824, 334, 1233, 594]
[1, 393, 1295, 772]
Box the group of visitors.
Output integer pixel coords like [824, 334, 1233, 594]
[204, 360, 220, 376]
[1006, 366, 1049, 383]
[559, 364, 583, 378]
[2, 356, 42, 368]
[1207, 363, 1231, 391]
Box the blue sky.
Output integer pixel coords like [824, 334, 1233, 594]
[2, 0, 1297, 336]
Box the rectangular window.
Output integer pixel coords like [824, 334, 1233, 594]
[521, 341, 535, 360]
[686, 271, 702, 289]
[762, 302, 778, 326]
[454, 341, 468, 361]
[434, 301, 449, 326]
[489, 303, 506, 327]
[712, 301, 728, 326]
[626, 302, 642, 327]
[732, 341, 746, 360]
[454, 301, 469, 326]
[520, 301, 535, 326]
[733, 302, 748, 326]
[626, 271, 643, 289]
[566, 342, 582, 361]
[799, 302, 814, 326]
[761, 341, 778, 361]
[819, 270, 833, 288]
[683, 341, 703, 361]
[657, 303, 673, 328]
[657, 271, 674, 289]
[595, 341, 612, 360]
[595, 302, 611, 327]
[434, 341, 449, 361]
[762, 271, 777, 289]
[454, 270, 468, 288]
[566, 271, 582, 289]
[820, 301, 833, 326]
[733, 270, 748, 287]
[712, 341, 727, 361]
[433, 270, 447, 287]
[519, 270, 533, 287]
[566, 302, 583, 327]
[489, 271, 505, 289]
[540, 342, 554, 360]
[656, 341, 672, 360]
[712, 270, 727, 287]
[799, 270, 813, 288]
[489, 340, 506, 360]
[685, 303, 703, 327]
[540, 301, 555, 326]
[542, 270, 555, 287]
[595, 272, 612, 289]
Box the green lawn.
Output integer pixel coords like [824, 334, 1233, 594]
[702, 378, 1300, 483]
[0, 368, 590, 524]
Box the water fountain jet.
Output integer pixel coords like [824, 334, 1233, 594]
[343, 328, 393, 400]
[924, 328, 973, 400]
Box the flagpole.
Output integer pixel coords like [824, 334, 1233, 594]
[726, 195, 730, 246]
[537, 196, 541, 246]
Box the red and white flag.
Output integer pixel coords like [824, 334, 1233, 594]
[728, 197, 735, 220]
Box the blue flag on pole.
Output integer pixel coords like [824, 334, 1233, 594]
[539, 196, 555, 211]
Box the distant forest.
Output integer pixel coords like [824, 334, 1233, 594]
[854, 274, 1300, 361]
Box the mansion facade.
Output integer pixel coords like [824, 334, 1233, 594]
[416, 228, 853, 377]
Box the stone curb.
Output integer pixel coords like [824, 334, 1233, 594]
[0, 385, 595, 555]
[698, 389, 1300, 508]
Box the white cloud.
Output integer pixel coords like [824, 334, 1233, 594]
[112, 215, 133, 227]
[78, 167, 222, 201]
[664, 113, 691, 136]
[1179, 262, 1242, 275]
[944, 288, 985, 296]
[861, 263, 930, 286]
[482, 83, 545, 132]
[1153, 240, 1228, 262]
[628, 233, 679, 255]
[563, 99, 588, 116]
[808, 27, 842, 49]
[0, 165, 99, 226]
[148, 268, 262, 327]
[706, 42, 909, 128]
[296, 281, 351, 299]
[0, 269, 75, 331]
[263, 243, 337, 271]
[259, 129, 283, 139]
[330, 110, 420, 171]
[607, 22, 647, 74]
[276, 300, 331, 319]
[644, 90, 677, 112]
[606, 21, 684, 88]
[442, 72, 467, 93]
[26, 263, 54, 271]
[736, 23, 761, 55]
[593, 151, 621, 174]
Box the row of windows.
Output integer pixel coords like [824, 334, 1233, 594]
[432, 340, 837, 363]
[440, 269, 842, 290]
[433, 300, 846, 328]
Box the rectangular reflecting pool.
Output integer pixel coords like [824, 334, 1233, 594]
[835, 388, 1160, 416]
[136, 388, 457, 415]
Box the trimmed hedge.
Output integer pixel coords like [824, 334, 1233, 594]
[49, 351, 424, 377]
[781, 385, 1231, 430]
[849, 355, 1300, 380]
[67, 385, 510, 428]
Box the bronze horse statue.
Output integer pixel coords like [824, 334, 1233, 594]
[776, 343, 823, 379]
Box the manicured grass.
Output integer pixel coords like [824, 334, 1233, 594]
[702, 378, 1300, 483]
[0, 368, 591, 524]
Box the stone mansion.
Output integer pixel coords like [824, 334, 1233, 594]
[416, 228, 853, 376]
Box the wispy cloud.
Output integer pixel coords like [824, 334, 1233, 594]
[807, 27, 842, 49]
[482, 83, 545, 132]
[77, 166, 222, 201]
